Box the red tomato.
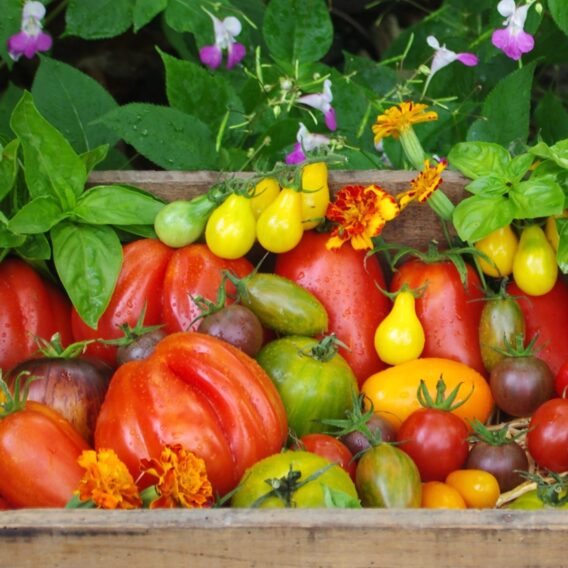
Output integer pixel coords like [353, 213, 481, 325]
[95, 332, 288, 497]
[390, 259, 485, 375]
[0, 494, 11, 510]
[526, 398, 568, 472]
[396, 408, 469, 481]
[0, 400, 89, 508]
[555, 360, 568, 397]
[291, 433, 357, 482]
[0, 258, 73, 371]
[72, 240, 254, 366]
[507, 279, 568, 376]
[274, 230, 390, 386]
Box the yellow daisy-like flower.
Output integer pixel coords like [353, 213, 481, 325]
[325, 184, 400, 251]
[141, 444, 213, 509]
[372, 101, 438, 145]
[76, 449, 142, 510]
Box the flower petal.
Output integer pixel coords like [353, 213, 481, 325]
[456, 52, 478, 66]
[285, 143, 306, 165]
[23, 1, 46, 20]
[226, 42, 246, 69]
[223, 16, 242, 38]
[199, 45, 223, 69]
[324, 107, 337, 131]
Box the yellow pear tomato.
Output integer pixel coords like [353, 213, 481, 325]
[301, 162, 330, 230]
[474, 224, 518, 277]
[250, 177, 280, 219]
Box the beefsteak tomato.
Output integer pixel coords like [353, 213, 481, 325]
[94, 332, 288, 497]
[274, 230, 390, 386]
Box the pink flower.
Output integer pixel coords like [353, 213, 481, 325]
[7, 1, 52, 61]
[285, 123, 331, 165]
[298, 79, 337, 131]
[491, 0, 534, 61]
[199, 13, 246, 70]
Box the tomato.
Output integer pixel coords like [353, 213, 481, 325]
[256, 335, 358, 437]
[95, 332, 288, 497]
[0, 377, 89, 508]
[374, 289, 425, 365]
[250, 177, 280, 219]
[474, 225, 518, 278]
[355, 443, 422, 508]
[362, 357, 494, 432]
[291, 433, 356, 482]
[555, 360, 568, 397]
[116, 329, 168, 365]
[256, 187, 304, 253]
[231, 450, 359, 508]
[275, 230, 390, 386]
[506, 279, 568, 375]
[512, 225, 558, 296]
[526, 398, 568, 472]
[0, 494, 11, 510]
[445, 469, 500, 509]
[0, 257, 73, 372]
[205, 193, 257, 259]
[421, 481, 467, 509]
[300, 162, 330, 230]
[390, 258, 486, 375]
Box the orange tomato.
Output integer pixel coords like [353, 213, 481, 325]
[445, 469, 500, 509]
[361, 357, 494, 432]
[421, 481, 467, 509]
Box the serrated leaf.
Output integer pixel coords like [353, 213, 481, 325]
[263, 0, 332, 63]
[549, 0, 568, 36]
[133, 0, 167, 32]
[51, 221, 122, 329]
[448, 141, 511, 180]
[99, 103, 217, 170]
[32, 57, 119, 154]
[8, 196, 65, 234]
[66, 0, 134, 39]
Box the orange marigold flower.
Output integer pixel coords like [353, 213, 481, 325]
[396, 159, 447, 209]
[76, 449, 142, 510]
[326, 184, 400, 251]
[372, 101, 438, 145]
[141, 444, 213, 509]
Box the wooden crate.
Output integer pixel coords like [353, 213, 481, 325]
[2, 170, 566, 568]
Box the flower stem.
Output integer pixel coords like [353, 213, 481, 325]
[399, 127, 425, 170]
[427, 188, 455, 221]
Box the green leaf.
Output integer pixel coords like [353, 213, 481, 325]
[0, 0, 21, 66]
[0, 222, 26, 249]
[74, 185, 164, 225]
[133, 0, 167, 32]
[465, 176, 509, 197]
[549, 0, 568, 36]
[507, 153, 535, 182]
[0, 84, 24, 143]
[343, 53, 397, 98]
[534, 91, 568, 144]
[509, 178, 564, 219]
[10, 92, 87, 209]
[51, 221, 122, 329]
[32, 57, 120, 154]
[467, 62, 536, 147]
[557, 218, 568, 273]
[15, 233, 52, 261]
[0, 139, 20, 202]
[80, 145, 110, 174]
[321, 484, 362, 509]
[263, 0, 333, 63]
[65, 0, 135, 39]
[8, 196, 66, 234]
[453, 195, 516, 243]
[530, 139, 568, 170]
[448, 142, 511, 179]
[99, 103, 218, 170]
[164, 0, 230, 37]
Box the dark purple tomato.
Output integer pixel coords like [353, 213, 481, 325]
[198, 304, 264, 358]
[340, 414, 397, 456]
[489, 356, 555, 417]
[116, 329, 168, 365]
[465, 441, 529, 492]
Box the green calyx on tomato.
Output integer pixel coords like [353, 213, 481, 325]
[416, 375, 472, 412]
[512, 470, 568, 509]
[0, 371, 32, 417]
[467, 418, 525, 447]
[100, 303, 164, 348]
[33, 332, 97, 360]
[301, 333, 349, 363]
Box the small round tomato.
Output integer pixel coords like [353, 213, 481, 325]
[554, 360, 568, 397]
[292, 433, 356, 482]
[445, 469, 500, 509]
[421, 481, 467, 509]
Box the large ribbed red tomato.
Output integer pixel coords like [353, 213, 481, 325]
[274, 230, 390, 386]
[94, 332, 288, 497]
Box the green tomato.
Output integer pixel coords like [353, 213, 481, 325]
[506, 489, 568, 510]
[205, 194, 257, 259]
[154, 196, 216, 248]
[256, 335, 359, 437]
[231, 450, 360, 508]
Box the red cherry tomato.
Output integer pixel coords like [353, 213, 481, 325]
[554, 360, 568, 397]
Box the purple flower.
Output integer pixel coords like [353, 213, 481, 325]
[7, 1, 52, 61]
[298, 79, 337, 131]
[285, 123, 331, 164]
[199, 13, 246, 70]
[491, 0, 534, 61]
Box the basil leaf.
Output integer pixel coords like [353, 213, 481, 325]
[530, 139, 568, 170]
[0, 223, 26, 248]
[51, 221, 122, 329]
[465, 176, 509, 197]
[557, 218, 568, 274]
[507, 153, 535, 182]
[448, 142, 510, 180]
[15, 233, 52, 261]
[509, 178, 565, 219]
[453, 195, 516, 243]
[114, 224, 158, 239]
[74, 185, 164, 225]
[0, 139, 19, 201]
[8, 196, 66, 234]
[80, 144, 110, 174]
[10, 92, 86, 209]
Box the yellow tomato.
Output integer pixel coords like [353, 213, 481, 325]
[301, 162, 330, 230]
[474, 225, 518, 277]
[545, 210, 568, 251]
[445, 469, 500, 509]
[512, 224, 558, 296]
[250, 178, 281, 219]
[361, 357, 494, 432]
[374, 290, 425, 365]
[421, 481, 467, 509]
